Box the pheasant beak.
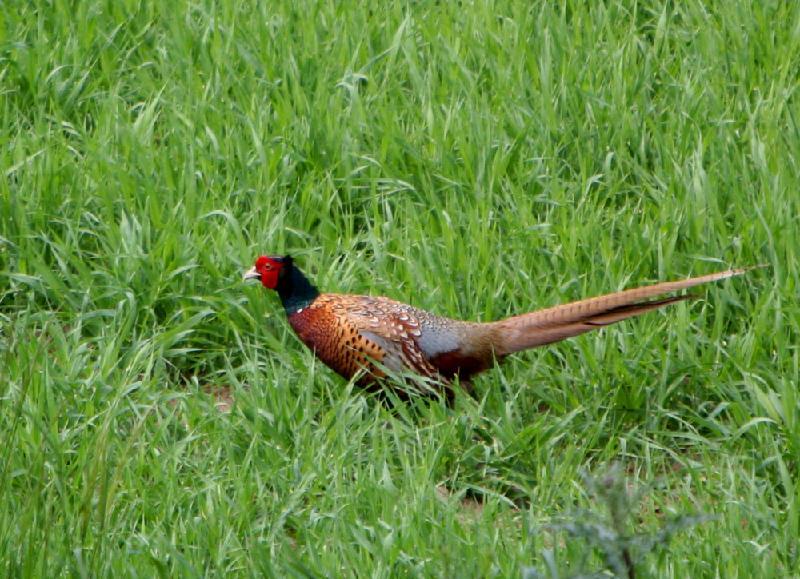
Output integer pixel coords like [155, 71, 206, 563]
[242, 266, 261, 282]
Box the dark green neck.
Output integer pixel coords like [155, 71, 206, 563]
[278, 264, 320, 314]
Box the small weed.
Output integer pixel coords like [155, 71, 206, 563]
[524, 464, 712, 579]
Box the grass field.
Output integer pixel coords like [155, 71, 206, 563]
[2, 0, 799, 576]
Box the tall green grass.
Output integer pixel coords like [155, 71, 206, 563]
[1, 0, 798, 576]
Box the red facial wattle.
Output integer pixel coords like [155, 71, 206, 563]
[254, 256, 282, 290]
[261, 265, 280, 289]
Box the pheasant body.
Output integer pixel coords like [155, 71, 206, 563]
[287, 294, 495, 390]
[244, 255, 751, 397]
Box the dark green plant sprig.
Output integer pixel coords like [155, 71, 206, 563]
[524, 464, 713, 579]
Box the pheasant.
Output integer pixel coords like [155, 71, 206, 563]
[244, 255, 749, 400]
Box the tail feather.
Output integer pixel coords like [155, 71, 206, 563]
[492, 267, 753, 355]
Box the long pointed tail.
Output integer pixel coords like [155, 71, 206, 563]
[492, 267, 755, 355]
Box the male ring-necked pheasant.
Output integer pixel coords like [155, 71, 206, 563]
[244, 255, 748, 398]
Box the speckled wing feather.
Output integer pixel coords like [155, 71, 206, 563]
[288, 294, 445, 384]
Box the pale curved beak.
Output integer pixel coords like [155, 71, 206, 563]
[242, 266, 260, 282]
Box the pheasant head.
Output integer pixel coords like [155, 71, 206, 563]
[244, 255, 319, 313]
[243, 255, 293, 290]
